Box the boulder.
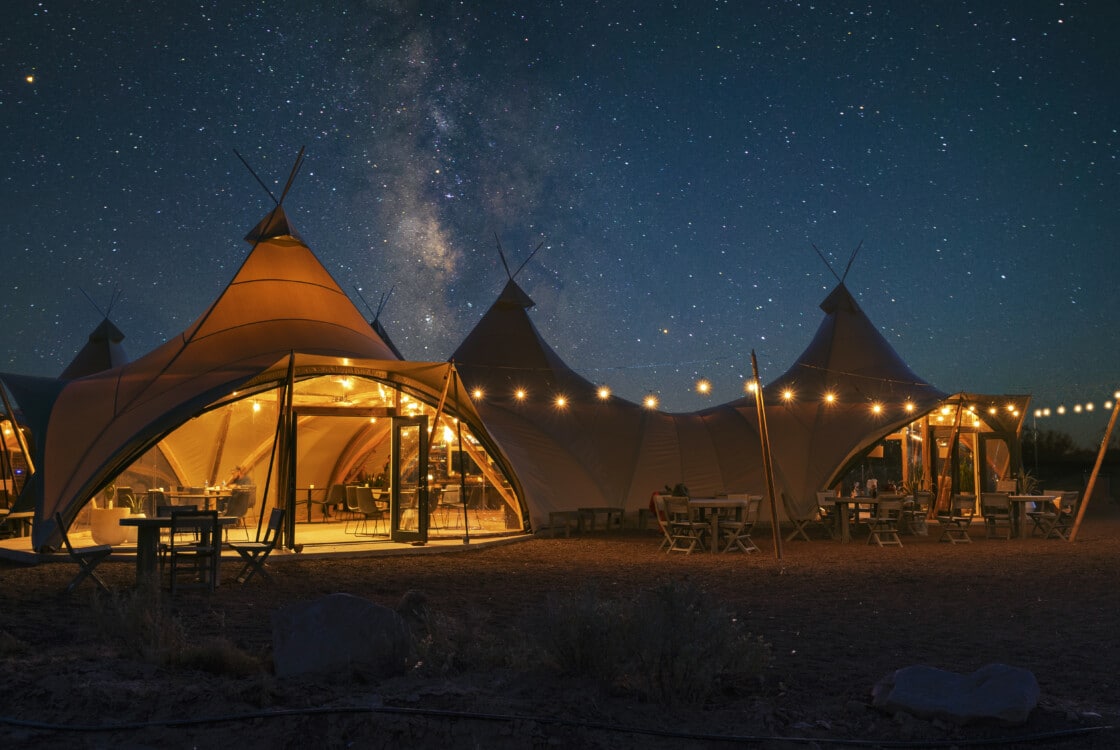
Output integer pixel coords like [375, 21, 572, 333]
[271, 593, 411, 680]
[872, 663, 1039, 726]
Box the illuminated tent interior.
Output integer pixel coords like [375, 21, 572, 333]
[0, 199, 524, 552]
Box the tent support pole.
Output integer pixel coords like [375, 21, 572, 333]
[751, 351, 782, 560]
[1069, 395, 1119, 542]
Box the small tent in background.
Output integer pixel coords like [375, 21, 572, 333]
[356, 286, 405, 360]
[59, 316, 129, 380]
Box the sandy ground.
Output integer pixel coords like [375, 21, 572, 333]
[1, 505, 1119, 749]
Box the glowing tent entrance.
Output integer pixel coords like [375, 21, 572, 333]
[105, 369, 521, 549]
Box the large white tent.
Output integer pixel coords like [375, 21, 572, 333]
[1, 204, 522, 551]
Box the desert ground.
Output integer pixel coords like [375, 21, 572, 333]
[1, 503, 1118, 749]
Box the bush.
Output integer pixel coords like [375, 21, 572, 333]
[542, 580, 772, 705]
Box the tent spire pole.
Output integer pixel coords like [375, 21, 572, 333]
[453, 365, 470, 545]
[1069, 393, 1120, 542]
[751, 350, 782, 560]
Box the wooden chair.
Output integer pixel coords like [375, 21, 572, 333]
[937, 494, 975, 544]
[815, 491, 842, 540]
[651, 493, 673, 551]
[230, 507, 284, 584]
[783, 492, 824, 541]
[867, 498, 903, 547]
[664, 496, 706, 553]
[220, 487, 254, 541]
[1029, 491, 1079, 540]
[167, 509, 220, 595]
[903, 491, 932, 535]
[719, 494, 762, 553]
[54, 512, 111, 594]
[981, 492, 1013, 540]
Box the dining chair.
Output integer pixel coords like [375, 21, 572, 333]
[866, 498, 903, 547]
[221, 487, 254, 541]
[167, 509, 220, 595]
[904, 491, 932, 535]
[719, 494, 762, 553]
[937, 494, 975, 544]
[664, 496, 706, 553]
[54, 512, 111, 594]
[230, 507, 284, 584]
[1029, 491, 1079, 540]
[980, 492, 1013, 540]
[815, 490, 842, 540]
[651, 493, 673, 551]
[354, 485, 388, 536]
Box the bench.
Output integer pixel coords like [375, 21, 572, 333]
[548, 511, 582, 537]
[578, 507, 624, 532]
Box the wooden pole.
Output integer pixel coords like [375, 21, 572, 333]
[751, 351, 782, 560]
[1068, 394, 1120, 542]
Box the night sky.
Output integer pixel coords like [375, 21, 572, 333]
[3, 1, 1118, 446]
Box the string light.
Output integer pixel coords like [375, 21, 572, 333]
[597, 386, 611, 400]
[643, 394, 659, 409]
[781, 388, 794, 402]
[695, 379, 711, 395]
[514, 388, 527, 401]
[554, 395, 568, 409]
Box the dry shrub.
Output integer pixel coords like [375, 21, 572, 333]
[542, 579, 772, 705]
[91, 587, 260, 676]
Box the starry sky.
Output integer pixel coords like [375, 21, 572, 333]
[2, 1, 1118, 447]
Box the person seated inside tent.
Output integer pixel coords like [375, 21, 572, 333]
[227, 466, 253, 486]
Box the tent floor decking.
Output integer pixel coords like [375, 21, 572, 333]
[0, 517, 531, 565]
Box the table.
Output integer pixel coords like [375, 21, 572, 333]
[120, 515, 237, 586]
[1008, 495, 1057, 539]
[168, 490, 232, 512]
[828, 497, 880, 543]
[688, 497, 748, 554]
[1, 510, 34, 537]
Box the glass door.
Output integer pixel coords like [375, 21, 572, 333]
[390, 416, 428, 544]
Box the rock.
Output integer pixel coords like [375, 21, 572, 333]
[271, 592, 411, 680]
[872, 663, 1039, 726]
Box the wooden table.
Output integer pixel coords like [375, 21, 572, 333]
[688, 497, 748, 554]
[168, 490, 232, 512]
[828, 496, 880, 543]
[120, 515, 237, 586]
[1008, 495, 1057, 539]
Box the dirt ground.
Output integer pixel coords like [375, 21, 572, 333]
[1, 505, 1119, 749]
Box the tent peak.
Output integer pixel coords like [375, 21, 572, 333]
[245, 205, 303, 243]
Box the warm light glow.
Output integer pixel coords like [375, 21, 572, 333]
[1034, 409, 1043, 418]
[781, 388, 794, 402]
[555, 395, 568, 408]
[745, 380, 758, 394]
[442, 425, 455, 443]
[1074, 404, 1083, 413]
[514, 388, 527, 401]
[1085, 402, 1095, 412]
[1056, 405, 1066, 415]
[871, 402, 883, 415]
[252, 401, 261, 413]
[696, 379, 711, 395]
[988, 406, 998, 415]
[940, 406, 951, 415]
[26, 75, 34, 83]
[472, 388, 484, 399]
[339, 377, 353, 390]
[1005, 403, 1016, 412]
[1042, 408, 1051, 417]
[597, 386, 611, 400]
[904, 401, 915, 413]
[1105, 401, 1114, 410]
[824, 392, 836, 404]
[643, 394, 659, 409]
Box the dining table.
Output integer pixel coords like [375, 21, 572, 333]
[1008, 495, 1057, 539]
[688, 497, 748, 554]
[827, 496, 880, 543]
[120, 515, 238, 587]
[168, 489, 233, 512]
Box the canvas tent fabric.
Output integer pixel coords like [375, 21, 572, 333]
[0, 205, 514, 551]
[453, 277, 950, 531]
[451, 278, 772, 530]
[59, 317, 129, 380]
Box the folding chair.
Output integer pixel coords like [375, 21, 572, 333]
[54, 512, 111, 594]
[720, 495, 761, 553]
[651, 493, 673, 551]
[230, 507, 284, 583]
[866, 499, 903, 547]
[937, 494, 975, 544]
[981, 492, 1013, 540]
[168, 509, 220, 595]
[664, 496, 706, 553]
[1031, 491, 1079, 540]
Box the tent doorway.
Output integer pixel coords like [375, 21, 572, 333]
[389, 416, 428, 544]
